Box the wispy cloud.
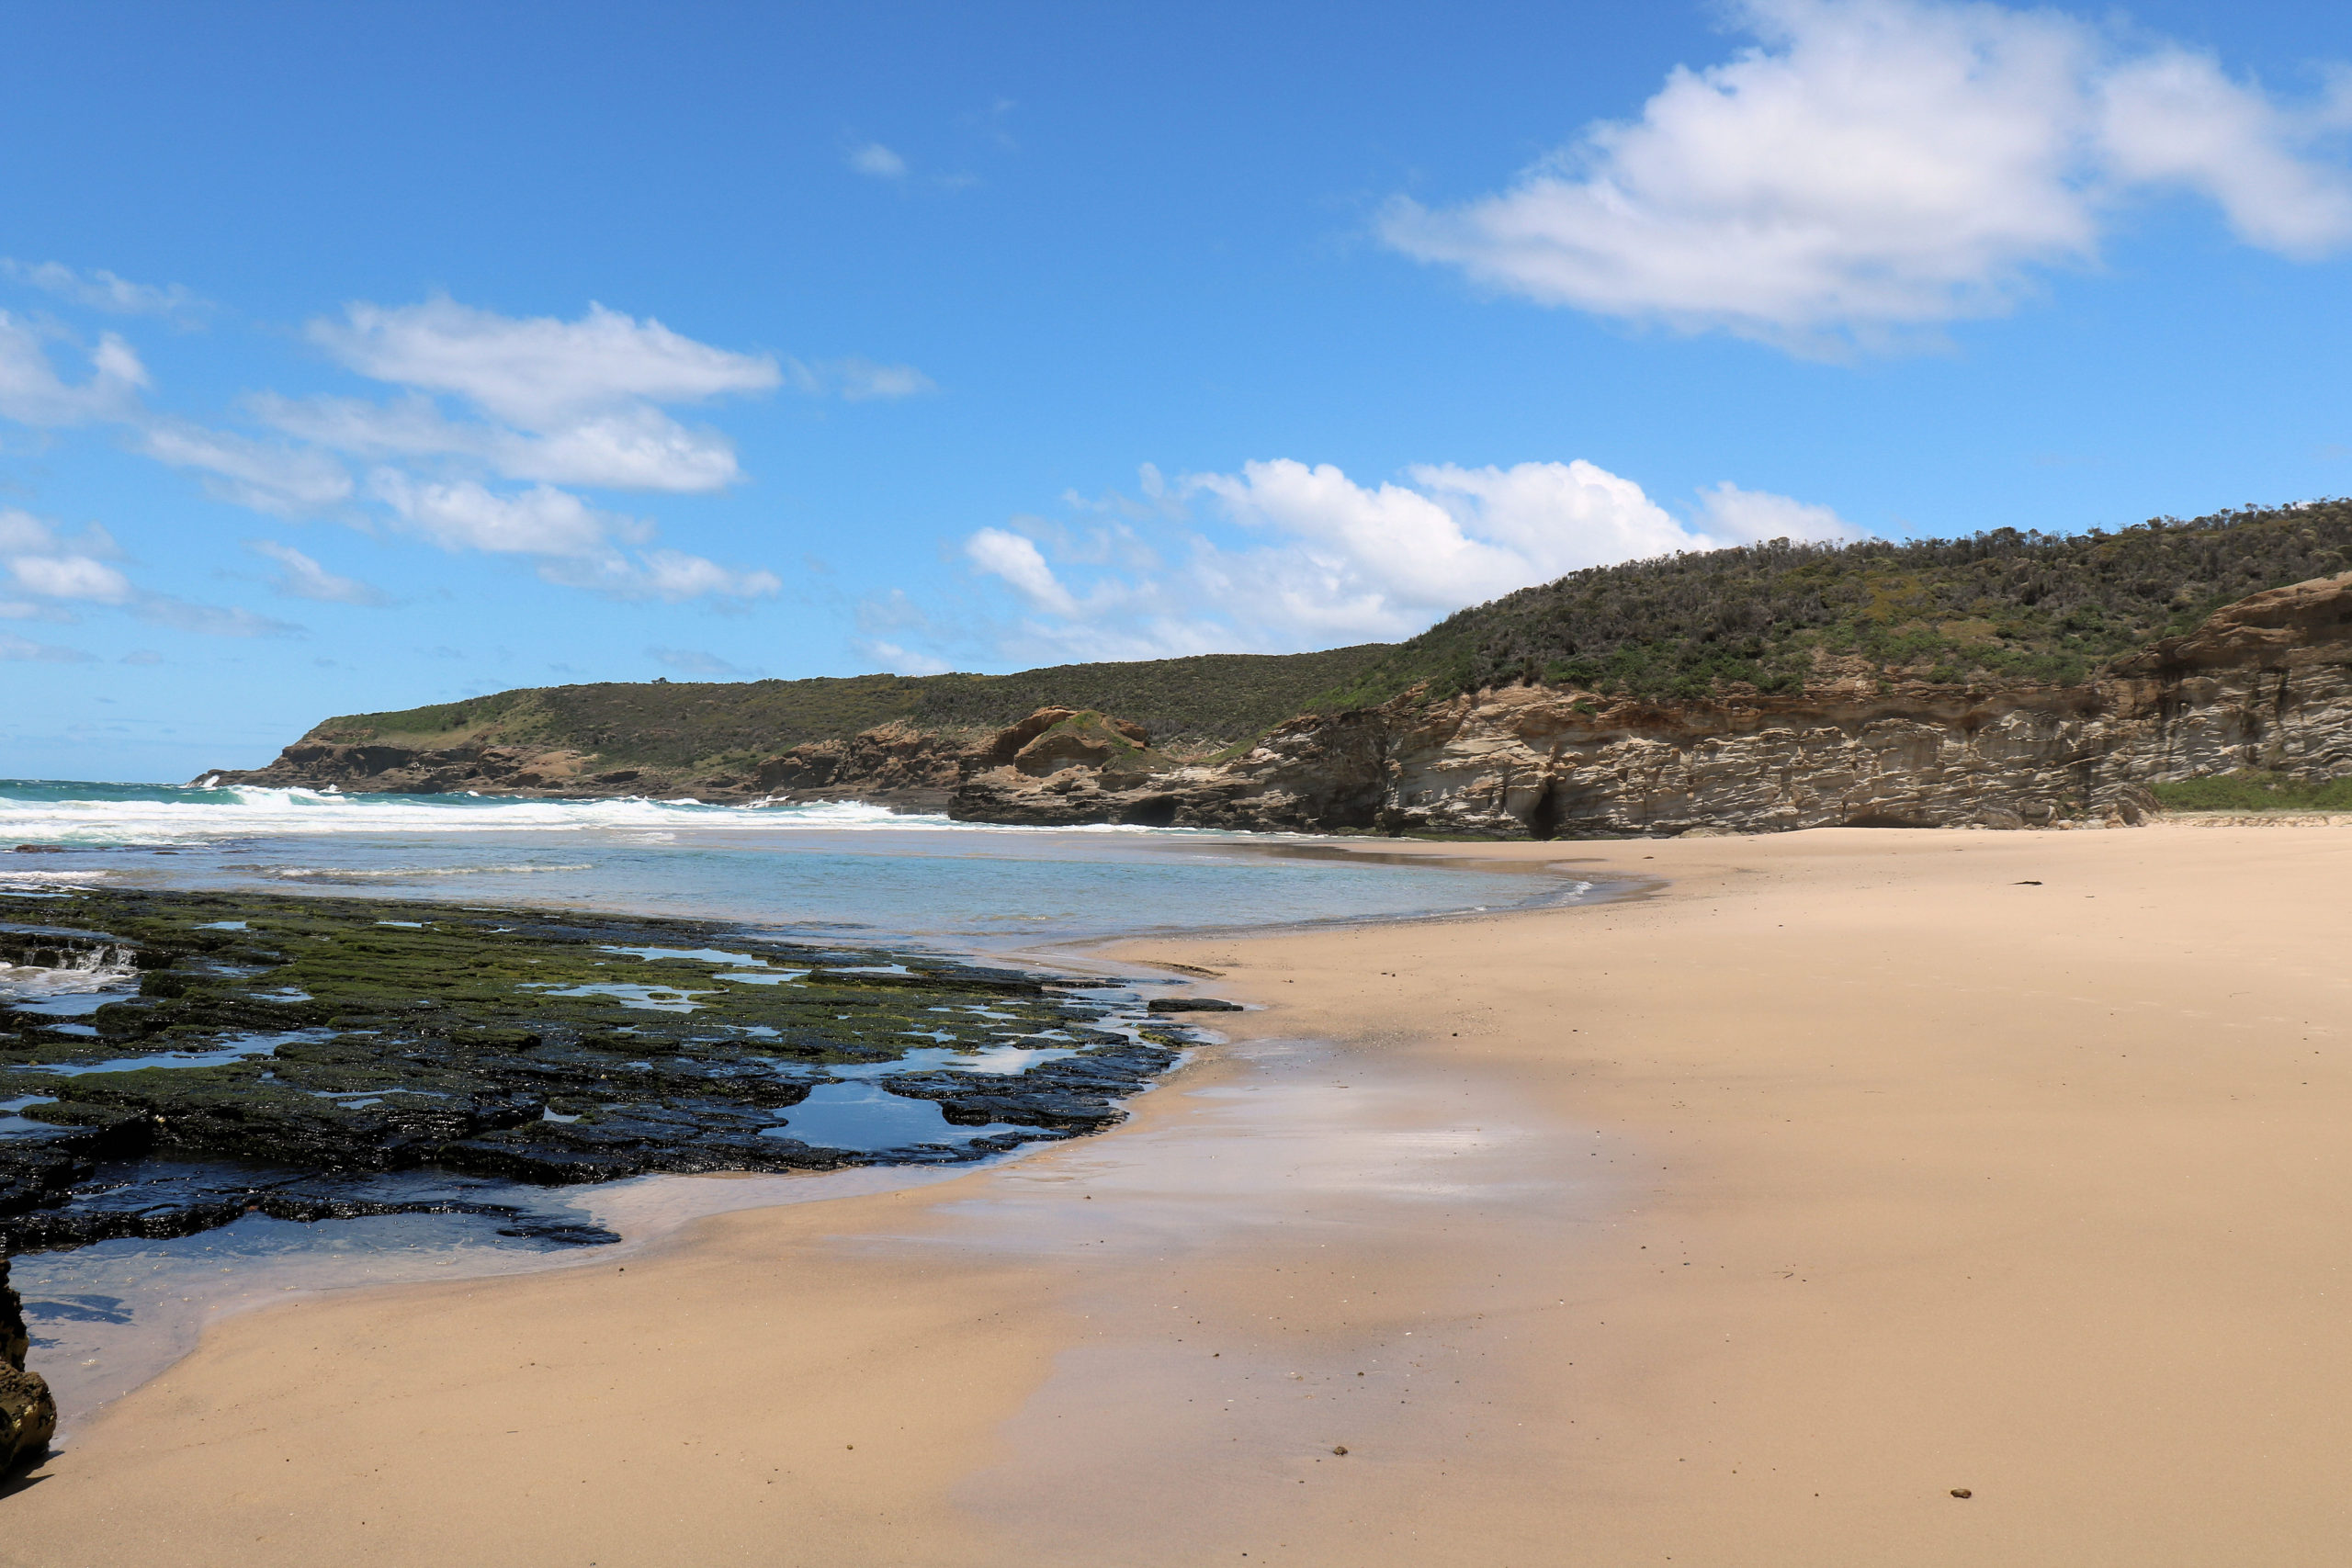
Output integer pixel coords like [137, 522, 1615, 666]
[648, 646, 760, 677]
[248, 540, 390, 606]
[785, 355, 937, 401]
[848, 141, 909, 179]
[0, 630, 93, 663]
[2, 259, 209, 321]
[0, 312, 148, 426]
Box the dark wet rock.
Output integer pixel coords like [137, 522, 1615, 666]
[0, 890, 1193, 1253]
[0, 1258, 52, 1473]
[883, 1042, 1182, 1132]
[1146, 997, 1243, 1013]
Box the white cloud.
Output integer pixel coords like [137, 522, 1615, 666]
[1, 259, 208, 319]
[249, 540, 390, 606]
[11, 553, 132, 604]
[958, 457, 1857, 661]
[309, 298, 782, 428]
[849, 142, 909, 179]
[856, 639, 953, 676]
[538, 548, 784, 604]
[0, 312, 147, 424]
[1691, 479, 1859, 543]
[967, 526, 1084, 616]
[2096, 49, 2352, 258]
[0, 506, 302, 636]
[0, 631, 93, 663]
[370, 472, 635, 558]
[370, 470, 777, 603]
[251, 393, 743, 494]
[1381, 0, 2352, 350]
[257, 299, 797, 496]
[134, 419, 355, 515]
[2, 509, 132, 605]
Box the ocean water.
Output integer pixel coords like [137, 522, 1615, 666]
[0, 778, 1583, 944]
[0, 778, 1589, 1431]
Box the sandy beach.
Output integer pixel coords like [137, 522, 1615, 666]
[4, 823, 2348, 1566]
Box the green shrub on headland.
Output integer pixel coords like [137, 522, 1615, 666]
[2148, 773, 2352, 813]
[307, 499, 2352, 767]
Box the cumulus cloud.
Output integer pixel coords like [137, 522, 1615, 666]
[248, 540, 390, 605]
[1381, 0, 2352, 350]
[1, 259, 209, 320]
[957, 457, 1858, 662]
[0, 312, 147, 424]
[848, 142, 909, 179]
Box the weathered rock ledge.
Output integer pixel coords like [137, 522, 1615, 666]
[204, 573, 2352, 838]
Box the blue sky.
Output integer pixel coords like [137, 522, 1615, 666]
[6, 0, 2352, 780]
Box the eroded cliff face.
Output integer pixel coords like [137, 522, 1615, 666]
[205, 574, 2352, 837]
[948, 572, 2352, 836]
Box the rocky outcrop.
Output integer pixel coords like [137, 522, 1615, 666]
[206, 740, 608, 798]
[945, 572, 2352, 836]
[0, 1256, 55, 1473]
[201, 575, 2352, 838]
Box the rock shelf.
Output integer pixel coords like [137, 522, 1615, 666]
[0, 890, 1185, 1253]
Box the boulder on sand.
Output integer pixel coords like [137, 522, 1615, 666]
[0, 1257, 55, 1473]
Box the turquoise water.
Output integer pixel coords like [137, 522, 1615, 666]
[0, 778, 1584, 946]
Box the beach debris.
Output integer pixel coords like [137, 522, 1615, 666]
[1950, 1488, 1972, 1499]
[1331, 1445, 1348, 1456]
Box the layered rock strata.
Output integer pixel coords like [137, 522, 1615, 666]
[947, 572, 2352, 835]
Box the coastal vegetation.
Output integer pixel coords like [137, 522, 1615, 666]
[2145, 771, 2352, 812]
[284, 499, 2352, 772]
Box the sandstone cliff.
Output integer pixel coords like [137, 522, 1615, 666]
[205, 573, 2352, 838]
[948, 572, 2352, 835]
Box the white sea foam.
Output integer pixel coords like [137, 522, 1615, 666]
[0, 784, 987, 848]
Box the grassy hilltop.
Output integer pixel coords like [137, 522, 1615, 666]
[302, 501, 2352, 771]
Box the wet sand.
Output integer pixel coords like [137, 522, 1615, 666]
[5, 824, 2350, 1565]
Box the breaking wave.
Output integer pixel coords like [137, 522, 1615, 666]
[0, 780, 978, 850]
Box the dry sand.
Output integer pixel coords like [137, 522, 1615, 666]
[4, 824, 2348, 1566]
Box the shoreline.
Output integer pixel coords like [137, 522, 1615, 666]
[5, 823, 2349, 1564]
